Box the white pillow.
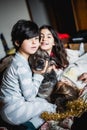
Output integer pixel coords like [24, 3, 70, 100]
[66, 49, 80, 63]
[66, 43, 85, 64]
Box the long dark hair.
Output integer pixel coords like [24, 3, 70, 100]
[40, 25, 69, 69]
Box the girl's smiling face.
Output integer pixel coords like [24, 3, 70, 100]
[40, 28, 55, 55]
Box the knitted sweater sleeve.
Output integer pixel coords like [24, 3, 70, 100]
[16, 63, 44, 101]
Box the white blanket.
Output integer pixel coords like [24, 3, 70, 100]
[60, 53, 87, 89]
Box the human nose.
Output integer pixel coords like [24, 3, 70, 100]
[41, 36, 47, 41]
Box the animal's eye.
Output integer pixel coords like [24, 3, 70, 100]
[37, 55, 42, 59]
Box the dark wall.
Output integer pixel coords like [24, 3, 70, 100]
[44, 0, 76, 35]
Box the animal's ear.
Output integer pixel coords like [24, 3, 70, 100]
[45, 54, 49, 61]
[40, 49, 50, 60]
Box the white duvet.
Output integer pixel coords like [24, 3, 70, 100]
[60, 53, 87, 89]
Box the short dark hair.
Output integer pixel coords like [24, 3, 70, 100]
[11, 19, 39, 50]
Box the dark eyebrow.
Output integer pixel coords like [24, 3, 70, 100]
[40, 33, 52, 36]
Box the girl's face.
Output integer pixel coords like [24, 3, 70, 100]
[18, 36, 40, 59]
[40, 28, 55, 55]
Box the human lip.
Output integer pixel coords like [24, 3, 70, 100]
[41, 42, 48, 45]
[31, 46, 38, 50]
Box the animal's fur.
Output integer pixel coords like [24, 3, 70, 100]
[29, 49, 80, 113]
[29, 48, 58, 71]
[29, 48, 49, 71]
[29, 48, 58, 100]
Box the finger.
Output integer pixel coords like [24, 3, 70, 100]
[78, 75, 84, 80]
[82, 79, 87, 83]
[43, 60, 48, 71]
[78, 73, 87, 80]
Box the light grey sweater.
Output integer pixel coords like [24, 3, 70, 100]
[0, 52, 56, 128]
